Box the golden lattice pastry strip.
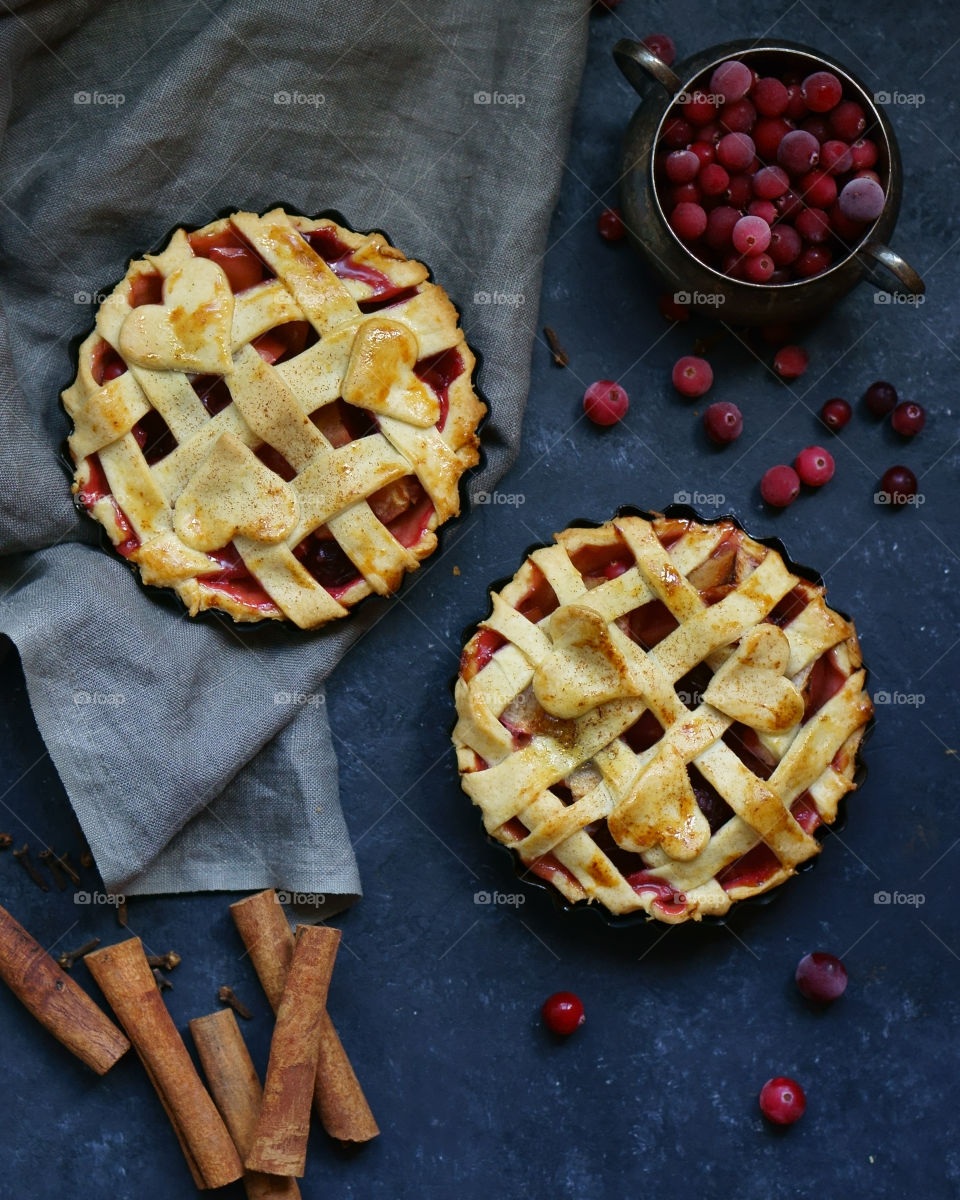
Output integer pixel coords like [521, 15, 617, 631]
[64, 209, 485, 628]
[453, 516, 872, 924]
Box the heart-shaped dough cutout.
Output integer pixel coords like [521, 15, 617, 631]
[609, 743, 710, 861]
[342, 318, 440, 427]
[174, 432, 299, 552]
[118, 256, 234, 375]
[533, 605, 640, 719]
[703, 624, 804, 732]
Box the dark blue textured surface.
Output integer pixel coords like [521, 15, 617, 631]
[2, 3, 960, 1197]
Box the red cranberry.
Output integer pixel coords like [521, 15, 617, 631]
[597, 207, 625, 241]
[853, 168, 882, 184]
[699, 162, 730, 196]
[795, 207, 831, 244]
[705, 205, 741, 248]
[754, 116, 793, 159]
[800, 114, 830, 143]
[683, 90, 719, 125]
[820, 139, 853, 175]
[703, 401, 743, 443]
[849, 137, 878, 169]
[672, 355, 713, 398]
[733, 214, 771, 255]
[820, 397, 852, 430]
[662, 116, 694, 149]
[761, 465, 801, 507]
[784, 82, 807, 120]
[725, 173, 753, 208]
[801, 70, 842, 112]
[541, 992, 585, 1036]
[778, 129, 819, 174]
[670, 202, 707, 240]
[672, 182, 701, 206]
[717, 131, 755, 171]
[773, 344, 809, 379]
[768, 223, 802, 266]
[658, 293, 690, 322]
[830, 203, 866, 242]
[879, 464, 918, 505]
[642, 33, 676, 65]
[759, 1077, 806, 1125]
[710, 59, 753, 103]
[753, 164, 790, 199]
[839, 177, 884, 221]
[664, 149, 700, 183]
[799, 169, 837, 208]
[776, 188, 803, 220]
[747, 199, 778, 224]
[796, 951, 848, 1002]
[753, 76, 789, 116]
[689, 140, 716, 167]
[891, 401, 926, 436]
[795, 244, 832, 276]
[744, 253, 775, 283]
[583, 380, 629, 426]
[795, 444, 835, 486]
[830, 100, 866, 142]
[698, 120, 723, 145]
[720, 98, 756, 133]
[863, 380, 898, 416]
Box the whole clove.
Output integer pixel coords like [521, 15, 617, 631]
[13, 844, 48, 892]
[147, 951, 181, 972]
[153, 968, 172, 992]
[57, 938, 101, 970]
[52, 850, 81, 887]
[0, 833, 12, 850]
[115, 897, 128, 927]
[217, 986, 252, 1020]
[38, 849, 67, 891]
[543, 325, 569, 368]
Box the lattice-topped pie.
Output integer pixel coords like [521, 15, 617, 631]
[453, 514, 872, 923]
[63, 208, 484, 627]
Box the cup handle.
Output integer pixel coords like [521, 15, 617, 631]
[613, 38, 682, 97]
[858, 240, 925, 298]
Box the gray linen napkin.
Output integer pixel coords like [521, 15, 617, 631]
[0, 0, 588, 895]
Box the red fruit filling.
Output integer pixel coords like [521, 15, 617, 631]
[76, 454, 140, 558]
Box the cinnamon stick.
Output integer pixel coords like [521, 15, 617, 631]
[0, 903, 128, 1074]
[231, 890, 379, 1143]
[85, 937, 243, 1190]
[245, 925, 340, 1177]
[191, 1009, 301, 1200]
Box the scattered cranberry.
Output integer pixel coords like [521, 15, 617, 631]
[596, 207, 625, 241]
[753, 76, 789, 116]
[672, 355, 714, 398]
[541, 991, 585, 1036]
[795, 444, 835, 486]
[863, 380, 898, 416]
[820, 397, 852, 430]
[759, 1077, 806, 1125]
[891, 401, 926, 436]
[839, 177, 884, 222]
[732, 214, 771, 255]
[583, 380, 629, 426]
[778, 129, 820, 174]
[703, 401, 743, 443]
[773, 345, 809, 379]
[761, 465, 801, 507]
[711, 59, 753, 103]
[796, 951, 848, 1002]
[879, 464, 918, 505]
[658, 293, 690, 322]
[641, 33, 676, 65]
[670, 202, 708, 241]
[830, 100, 866, 142]
[801, 70, 842, 112]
